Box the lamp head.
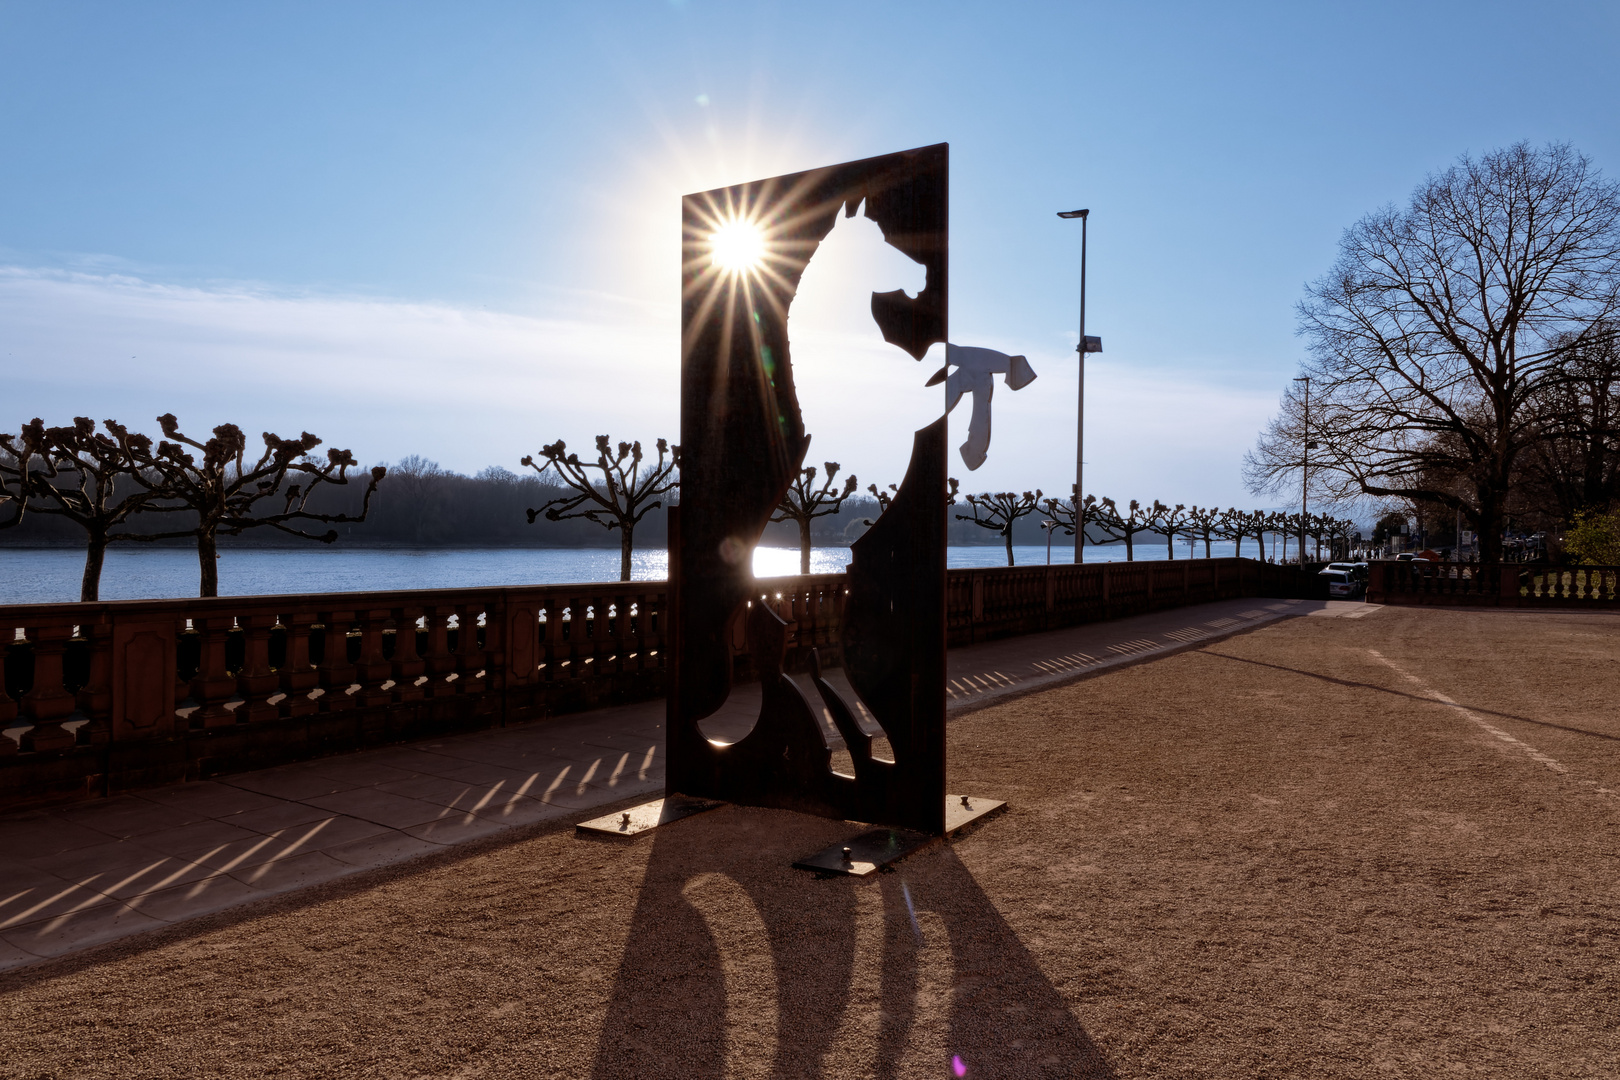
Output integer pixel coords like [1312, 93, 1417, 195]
[1057, 209, 1090, 219]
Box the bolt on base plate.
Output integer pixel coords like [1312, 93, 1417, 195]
[576, 794, 725, 838]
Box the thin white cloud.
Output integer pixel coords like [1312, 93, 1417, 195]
[0, 265, 1275, 508]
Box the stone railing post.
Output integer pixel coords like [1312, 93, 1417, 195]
[235, 614, 281, 724]
[354, 610, 394, 708]
[74, 623, 113, 746]
[317, 615, 358, 712]
[279, 614, 320, 717]
[391, 608, 426, 702]
[189, 617, 240, 729]
[421, 608, 458, 696]
[22, 624, 79, 751]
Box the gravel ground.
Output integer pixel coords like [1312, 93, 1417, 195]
[3, 604, 1618, 1079]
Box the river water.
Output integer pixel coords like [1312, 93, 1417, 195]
[0, 539, 1260, 604]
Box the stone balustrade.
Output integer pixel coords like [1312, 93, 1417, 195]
[1368, 561, 1620, 607]
[0, 557, 1318, 809]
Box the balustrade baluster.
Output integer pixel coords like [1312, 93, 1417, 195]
[317, 615, 359, 712]
[354, 610, 394, 708]
[279, 614, 319, 717]
[419, 609, 456, 696]
[20, 625, 77, 751]
[235, 614, 281, 723]
[189, 617, 240, 729]
[456, 605, 487, 694]
[73, 623, 112, 746]
[391, 608, 426, 702]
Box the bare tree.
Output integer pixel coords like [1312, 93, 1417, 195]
[9, 418, 178, 601]
[863, 477, 957, 527]
[1146, 500, 1188, 560]
[0, 420, 47, 532]
[956, 490, 1042, 566]
[771, 461, 857, 574]
[1250, 142, 1620, 563]
[1218, 508, 1265, 560]
[1042, 491, 1105, 552]
[135, 415, 386, 597]
[1517, 322, 1620, 524]
[1091, 498, 1157, 562]
[522, 435, 679, 582]
[1183, 505, 1224, 558]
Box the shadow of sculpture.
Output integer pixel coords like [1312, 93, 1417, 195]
[589, 808, 1116, 1079]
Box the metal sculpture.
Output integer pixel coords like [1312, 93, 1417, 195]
[670, 144, 950, 835]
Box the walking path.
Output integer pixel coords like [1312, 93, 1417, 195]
[0, 597, 1371, 971]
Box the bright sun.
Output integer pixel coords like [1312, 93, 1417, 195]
[709, 218, 766, 274]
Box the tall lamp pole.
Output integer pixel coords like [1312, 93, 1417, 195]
[1293, 375, 1316, 564]
[1059, 208, 1101, 565]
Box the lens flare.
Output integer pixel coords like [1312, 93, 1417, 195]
[709, 217, 766, 274]
[952, 1054, 968, 1076]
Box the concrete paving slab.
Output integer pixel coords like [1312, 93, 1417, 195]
[136, 781, 287, 818]
[57, 797, 209, 840]
[214, 799, 336, 836]
[121, 874, 263, 922]
[97, 857, 227, 902]
[0, 879, 124, 931]
[134, 819, 265, 861]
[320, 832, 444, 869]
[228, 850, 350, 894]
[0, 813, 114, 861]
[224, 766, 360, 802]
[1, 900, 164, 958]
[302, 789, 455, 831]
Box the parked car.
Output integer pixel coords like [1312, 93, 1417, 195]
[1319, 568, 1364, 599]
[1326, 561, 1369, 581]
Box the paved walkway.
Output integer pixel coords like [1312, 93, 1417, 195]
[0, 597, 1372, 971]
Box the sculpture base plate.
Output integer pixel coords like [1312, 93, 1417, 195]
[794, 827, 935, 877]
[945, 794, 1007, 836]
[576, 794, 725, 838]
[795, 794, 1008, 876]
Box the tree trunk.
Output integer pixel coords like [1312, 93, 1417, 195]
[1234, 533, 1244, 559]
[1166, 533, 1174, 560]
[620, 525, 634, 582]
[1125, 533, 1134, 561]
[198, 531, 219, 598]
[799, 519, 813, 575]
[1004, 527, 1015, 566]
[81, 531, 108, 602]
[1205, 536, 1212, 558]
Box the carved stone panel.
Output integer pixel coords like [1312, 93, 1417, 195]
[112, 621, 176, 739]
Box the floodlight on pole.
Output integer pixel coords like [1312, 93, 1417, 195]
[1059, 209, 1101, 566]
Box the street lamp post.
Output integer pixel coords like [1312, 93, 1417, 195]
[1293, 375, 1317, 565]
[1059, 209, 1101, 566]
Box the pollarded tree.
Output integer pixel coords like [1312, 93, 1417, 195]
[772, 461, 857, 574]
[13, 418, 178, 601]
[957, 489, 1042, 566]
[1146, 501, 1188, 560]
[523, 435, 679, 582]
[1042, 491, 1107, 553]
[1183, 505, 1224, 558]
[1219, 508, 1266, 560]
[136, 415, 387, 597]
[1092, 497, 1157, 562]
[1250, 142, 1620, 563]
[0, 419, 48, 532]
[863, 477, 958, 527]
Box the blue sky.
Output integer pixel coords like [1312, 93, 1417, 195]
[4, 1, 1618, 508]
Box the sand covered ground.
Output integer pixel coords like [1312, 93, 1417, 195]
[3, 604, 1619, 1078]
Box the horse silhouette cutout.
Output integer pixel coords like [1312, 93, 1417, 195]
[787, 199, 938, 481]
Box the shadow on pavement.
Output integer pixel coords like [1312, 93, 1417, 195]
[589, 806, 1115, 1079]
